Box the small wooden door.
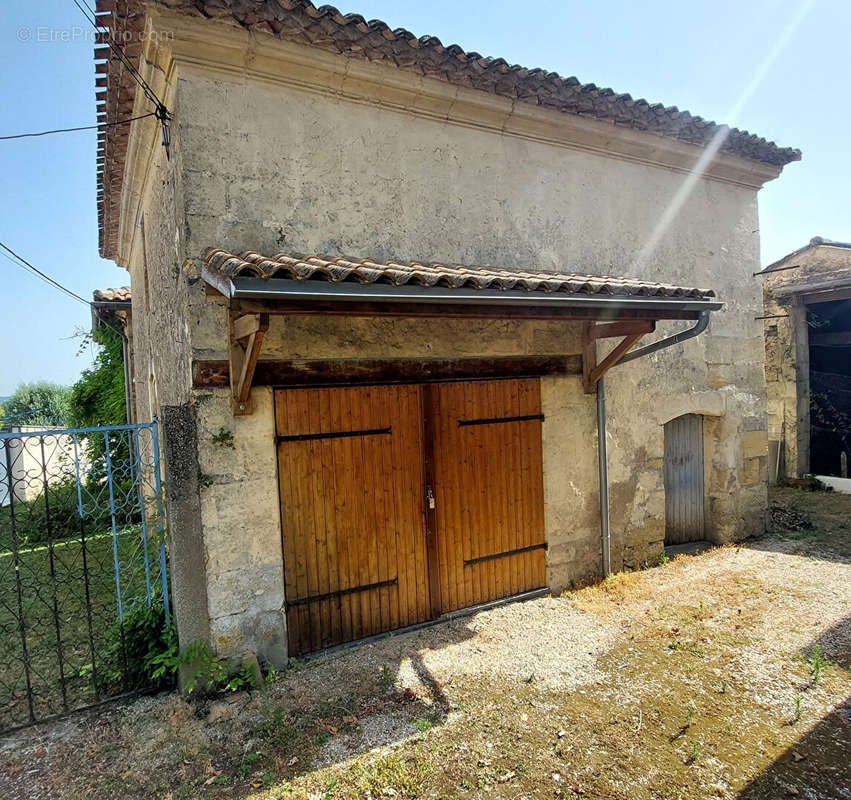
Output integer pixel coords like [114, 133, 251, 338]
[275, 378, 547, 655]
[275, 385, 430, 655]
[663, 413, 706, 544]
[425, 379, 547, 613]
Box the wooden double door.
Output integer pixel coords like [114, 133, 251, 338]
[275, 378, 547, 655]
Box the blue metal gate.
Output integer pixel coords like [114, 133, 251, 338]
[0, 421, 170, 732]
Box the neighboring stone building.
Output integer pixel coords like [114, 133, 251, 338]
[93, 1, 798, 663]
[761, 237, 851, 481]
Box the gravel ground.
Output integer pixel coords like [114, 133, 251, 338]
[1, 488, 849, 800]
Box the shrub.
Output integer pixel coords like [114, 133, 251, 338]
[96, 599, 177, 693]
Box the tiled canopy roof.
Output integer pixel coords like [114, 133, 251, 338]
[96, 1, 800, 260]
[92, 286, 131, 302]
[204, 249, 716, 300]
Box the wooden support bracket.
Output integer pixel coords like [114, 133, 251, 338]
[229, 312, 270, 415]
[582, 319, 655, 393]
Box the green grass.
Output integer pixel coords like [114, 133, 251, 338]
[0, 526, 166, 730]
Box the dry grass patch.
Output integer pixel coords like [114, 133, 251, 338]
[2, 487, 849, 799]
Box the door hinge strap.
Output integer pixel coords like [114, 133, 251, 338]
[277, 426, 391, 443]
[464, 542, 547, 567]
[286, 577, 398, 608]
[458, 413, 544, 428]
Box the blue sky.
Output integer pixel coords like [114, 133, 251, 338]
[1, 0, 849, 395]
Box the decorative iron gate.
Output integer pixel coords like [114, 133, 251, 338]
[0, 422, 170, 733]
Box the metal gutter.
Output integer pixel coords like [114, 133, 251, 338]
[229, 276, 722, 314]
[595, 310, 713, 577]
[620, 310, 711, 364]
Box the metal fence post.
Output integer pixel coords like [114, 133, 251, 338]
[3, 438, 35, 723]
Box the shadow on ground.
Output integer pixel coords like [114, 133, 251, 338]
[753, 487, 851, 563]
[737, 613, 851, 799]
[0, 615, 481, 800]
[737, 696, 851, 799]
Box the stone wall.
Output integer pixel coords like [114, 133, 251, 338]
[121, 23, 776, 662]
[120, 106, 211, 648]
[762, 241, 851, 478]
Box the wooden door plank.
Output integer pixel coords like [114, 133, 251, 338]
[281, 390, 308, 655]
[488, 380, 508, 603]
[506, 380, 523, 597]
[421, 384, 443, 619]
[306, 389, 330, 649]
[328, 389, 354, 643]
[296, 390, 322, 652]
[409, 386, 431, 623]
[348, 390, 371, 639]
[527, 379, 547, 589]
[316, 389, 342, 647]
[387, 387, 411, 628]
[275, 391, 301, 654]
[281, 392, 312, 655]
[374, 387, 399, 633]
[406, 384, 429, 624]
[365, 386, 389, 636]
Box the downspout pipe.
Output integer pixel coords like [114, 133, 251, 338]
[596, 377, 611, 577]
[120, 331, 133, 425]
[596, 310, 712, 577]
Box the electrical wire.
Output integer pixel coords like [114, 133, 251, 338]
[0, 112, 157, 141]
[0, 243, 129, 340]
[70, 0, 168, 115]
[0, 242, 90, 306]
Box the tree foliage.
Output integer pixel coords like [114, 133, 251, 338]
[1, 381, 72, 426]
[68, 325, 127, 427]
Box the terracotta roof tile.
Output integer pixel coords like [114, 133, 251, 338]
[96, 1, 801, 259]
[92, 286, 131, 302]
[204, 249, 716, 300]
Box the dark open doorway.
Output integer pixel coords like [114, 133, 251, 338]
[808, 297, 851, 477]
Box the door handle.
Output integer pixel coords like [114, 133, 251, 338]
[426, 485, 436, 510]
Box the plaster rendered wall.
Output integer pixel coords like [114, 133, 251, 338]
[149, 60, 769, 660]
[762, 244, 851, 478]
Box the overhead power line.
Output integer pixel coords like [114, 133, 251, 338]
[0, 242, 90, 306]
[70, 0, 172, 156]
[69, 0, 172, 155]
[0, 241, 128, 341]
[0, 112, 157, 142]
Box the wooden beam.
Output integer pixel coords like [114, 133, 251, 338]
[802, 287, 851, 306]
[587, 319, 655, 340]
[582, 321, 597, 395]
[233, 313, 266, 341]
[588, 332, 645, 387]
[582, 320, 653, 393]
[229, 313, 269, 414]
[193, 354, 583, 390]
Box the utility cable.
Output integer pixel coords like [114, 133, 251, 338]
[0, 112, 156, 141]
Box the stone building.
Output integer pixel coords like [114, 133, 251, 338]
[93, 1, 798, 663]
[761, 237, 851, 481]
